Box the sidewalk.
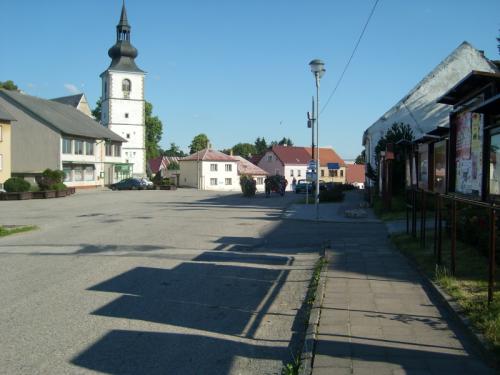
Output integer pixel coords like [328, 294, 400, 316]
[283, 191, 495, 374]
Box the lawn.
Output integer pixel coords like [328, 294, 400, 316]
[373, 194, 407, 221]
[391, 233, 500, 359]
[0, 225, 37, 237]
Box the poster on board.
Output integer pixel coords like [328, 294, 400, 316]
[456, 112, 471, 160]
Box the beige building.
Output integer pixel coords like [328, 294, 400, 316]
[0, 103, 15, 189]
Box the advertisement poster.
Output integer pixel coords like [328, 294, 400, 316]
[456, 112, 471, 160]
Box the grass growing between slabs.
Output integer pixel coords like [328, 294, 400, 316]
[281, 256, 327, 375]
[392, 233, 500, 359]
[0, 225, 37, 237]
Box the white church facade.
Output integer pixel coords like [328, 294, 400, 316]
[100, 3, 146, 178]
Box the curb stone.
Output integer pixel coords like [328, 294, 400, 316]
[395, 245, 499, 370]
[299, 247, 329, 375]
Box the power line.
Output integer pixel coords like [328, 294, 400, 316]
[320, 0, 380, 114]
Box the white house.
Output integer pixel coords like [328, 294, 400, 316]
[362, 41, 498, 185]
[180, 149, 239, 191]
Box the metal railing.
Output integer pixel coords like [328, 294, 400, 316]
[406, 188, 498, 304]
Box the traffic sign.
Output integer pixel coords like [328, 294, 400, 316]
[308, 160, 316, 171]
[306, 171, 316, 181]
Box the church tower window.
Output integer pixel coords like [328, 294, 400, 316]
[122, 79, 131, 98]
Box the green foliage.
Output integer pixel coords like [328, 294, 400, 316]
[162, 142, 186, 157]
[0, 80, 19, 91]
[4, 177, 31, 192]
[271, 137, 294, 147]
[36, 169, 66, 191]
[153, 172, 170, 186]
[92, 97, 102, 121]
[232, 143, 257, 159]
[374, 122, 414, 194]
[355, 149, 365, 164]
[265, 175, 287, 191]
[0, 225, 37, 237]
[239, 175, 257, 197]
[145, 101, 163, 161]
[372, 194, 407, 221]
[254, 137, 268, 154]
[167, 161, 180, 170]
[189, 133, 210, 154]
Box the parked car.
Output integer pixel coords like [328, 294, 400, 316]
[295, 179, 326, 193]
[109, 178, 144, 191]
[140, 177, 154, 189]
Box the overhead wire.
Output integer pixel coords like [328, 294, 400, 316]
[320, 0, 381, 114]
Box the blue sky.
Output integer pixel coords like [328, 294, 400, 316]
[1, 0, 499, 159]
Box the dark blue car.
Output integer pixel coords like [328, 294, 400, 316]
[109, 178, 144, 191]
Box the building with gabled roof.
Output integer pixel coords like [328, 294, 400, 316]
[0, 89, 128, 188]
[0, 103, 16, 189]
[362, 41, 498, 186]
[179, 148, 240, 191]
[346, 164, 365, 189]
[233, 155, 269, 192]
[51, 93, 93, 118]
[305, 147, 347, 184]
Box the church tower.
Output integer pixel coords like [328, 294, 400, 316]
[100, 2, 146, 176]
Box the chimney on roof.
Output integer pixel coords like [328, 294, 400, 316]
[478, 50, 485, 57]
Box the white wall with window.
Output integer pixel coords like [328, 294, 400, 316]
[284, 165, 307, 191]
[179, 160, 239, 191]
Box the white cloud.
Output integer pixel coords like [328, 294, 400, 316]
[64, 83, 80, 94]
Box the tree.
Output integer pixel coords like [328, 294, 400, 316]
[374, 122, 414, 195]
[145, 102, 163, 161]
[270, 137, 294, 146]
[167, 161, 180, 170]
[0, 80, 19, 91]
[92, 97, 102, 121]
[163, 142, 186, 157]
[254, 137, 268, 154]
[497, 29, 500, 55]
[355, 150, 365, 165]
[189, 133, 210, 154]
[232, 143, 257, 159]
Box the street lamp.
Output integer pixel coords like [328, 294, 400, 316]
[309, 59, 325, 220]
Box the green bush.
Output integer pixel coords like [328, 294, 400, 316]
[51, 182, 67, 191]
[4, 177, 31, 192]
[240, 175, 257, 197]
[153, 172, 170, 186]
[36, 168, 66, 191]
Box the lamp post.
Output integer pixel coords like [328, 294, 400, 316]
[309, 59, 325, 220]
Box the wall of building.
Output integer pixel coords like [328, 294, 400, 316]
[257, 151, 284, 176]
[284, 165, 307, 191]
[180, 160, 240, 191]
[179, 160, 199, 188]
[0, 120, 12, 186]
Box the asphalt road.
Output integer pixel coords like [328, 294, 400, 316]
[0, 188, 328, 375]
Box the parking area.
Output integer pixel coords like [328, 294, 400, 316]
[0, 188, 324, 374]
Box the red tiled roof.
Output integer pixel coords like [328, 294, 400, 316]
[182, 148, 238, 162]
[271, 145, 311, 165]
[233, 156, 269, 176]
[304, 147, 346, 167]
[346, 164, 365, 183]
[249, 154, 264, 165]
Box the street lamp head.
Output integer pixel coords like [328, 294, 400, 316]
[309, 59, 326, 79]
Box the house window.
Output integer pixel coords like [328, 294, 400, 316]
[329, 170, 334, 177]
[105, 142, 112, 156]
[340, 170, 344, 177]
[62, 138, 72, 154]
[321, 169, 325, 177]
[210, 164, 218, 171]
[114, 144, 121, 157]
[84, 166, 94, 181]
[74, 166, 84, 181]
[126, 134, 130, 139]
[297, 170, 301, 177]
[225, 164, 232, 172]
[74, 140, 84, 155]
[267, 155, 273, 162]
[290, 169, 294, 177]
[210, 178, 217, 185]
[257, 177, 264, 185]
[63, 165, 72, 182]
[85, 141, 94, 155]
[225, 178, 232, 185]
[125, 113, 129, 118]
[122, 79, 131, 98]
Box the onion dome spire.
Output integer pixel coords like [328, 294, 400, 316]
[106, 1, 143, 72]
